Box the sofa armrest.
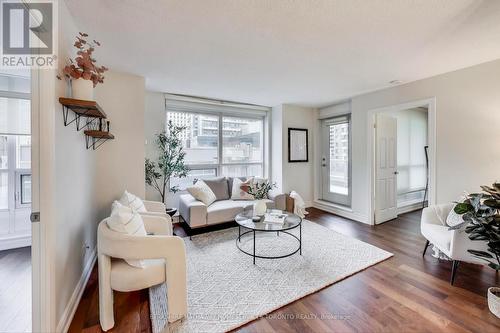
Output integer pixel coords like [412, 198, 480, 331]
[268, 190, 286, 211]
[143, 200, 166, 213]
[179, 194, 207, 228]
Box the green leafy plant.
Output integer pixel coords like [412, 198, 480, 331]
[145, 121, 189, 203]
[244, 180, 276, 200]
[451, 182, 500, 270]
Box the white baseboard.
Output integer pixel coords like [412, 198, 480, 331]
[0, 234, 31, 251]
[313, 200, 370, 224]
[397, 201, 426, 215]
[56, 247, 97, 333]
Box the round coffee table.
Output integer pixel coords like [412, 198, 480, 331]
[235, 210, 302, 264]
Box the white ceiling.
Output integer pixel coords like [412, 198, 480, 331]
[65, 0, 500, 107]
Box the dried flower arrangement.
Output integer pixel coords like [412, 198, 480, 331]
[57, 32, 108, 87]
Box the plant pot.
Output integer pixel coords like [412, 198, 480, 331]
[166, 207, 177, 217]
[488, 287, 500, 318]
[253, 199, 267, 216]
[71, 79, 94, 100]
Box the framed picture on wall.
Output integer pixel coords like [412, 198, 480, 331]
[288, 128, 308, 162]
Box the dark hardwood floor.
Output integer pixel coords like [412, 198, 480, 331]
[0, 246, 31, 333]
[69, 208, 500, 332]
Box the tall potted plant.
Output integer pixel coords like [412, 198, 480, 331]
[145, 121, 189, 215]
[451, 182, 500, 317]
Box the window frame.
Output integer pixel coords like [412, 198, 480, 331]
[166, 109, 267, 189]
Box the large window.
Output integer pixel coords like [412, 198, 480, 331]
[167, 110, 265, 189]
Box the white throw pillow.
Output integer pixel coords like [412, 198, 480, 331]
[119, 190, 147, 213]
[231, 177, 254, 200]
[107, 201, 147, 268]
[446, 204, 464, 227]
[187, 180, 217, 206]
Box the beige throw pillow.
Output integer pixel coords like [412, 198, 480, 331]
[107, 201, 147, 268]
[187, 180, 217, 206]
[231, 177, 254, 200]
[119, 190, 147, 213]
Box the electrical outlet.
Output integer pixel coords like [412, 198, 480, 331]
[82, 242, 90, 257]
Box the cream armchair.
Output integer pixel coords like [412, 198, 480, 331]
[140, 200, 173, 234]
[97, 215, 187, 331]
[421, 203, 489, 285]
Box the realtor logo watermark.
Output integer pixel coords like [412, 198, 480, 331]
[1, 0, 57, 68]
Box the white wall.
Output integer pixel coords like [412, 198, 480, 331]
[53, 1, 98, 327]
[145, 91, 165, 203]
[319, 58, 500, 223]
[52, 2, 146, 328]
[275, 104, 316, 205]
[94, 71, 146, 217]
[270, 105, 283, 192]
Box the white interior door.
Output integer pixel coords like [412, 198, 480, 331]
[375, 114, 398, 224]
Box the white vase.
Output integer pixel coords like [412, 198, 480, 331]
[254, 199, 267, 216]
[488, 287, 500, 318]
[71, 79, 94, 100]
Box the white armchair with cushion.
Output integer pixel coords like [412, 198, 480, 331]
[119, 191, 173, 234]
[97, 214, 187, 331]
[421, 203, 489, 284]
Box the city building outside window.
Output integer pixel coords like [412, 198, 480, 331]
[167, 110, 264, 190]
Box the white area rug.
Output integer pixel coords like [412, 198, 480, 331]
[149, 220, 392, 333]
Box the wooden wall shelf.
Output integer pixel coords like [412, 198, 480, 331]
[59, 97, 115, 150]
[59, 98, 107, 118]
[59, 97, 107, 131]
[84, 130, 115, 150]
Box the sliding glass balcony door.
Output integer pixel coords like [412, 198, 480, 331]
[321, 116, 351, 206]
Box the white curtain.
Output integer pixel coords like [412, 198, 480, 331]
[396, 108, 428, 195]
[0, 73, 31, 136]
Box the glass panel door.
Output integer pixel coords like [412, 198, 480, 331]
[321, 116, 351, 206]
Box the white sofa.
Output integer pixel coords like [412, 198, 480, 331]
[97, 213, 187, 331]
[179, 177, 286, 230]
[421, 203, 489, 284]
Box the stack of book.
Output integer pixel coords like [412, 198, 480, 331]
[263, 210, 288, 224]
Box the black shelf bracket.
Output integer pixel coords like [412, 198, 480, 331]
[85, 135, 112, 150]
[61, 105, 100, 131]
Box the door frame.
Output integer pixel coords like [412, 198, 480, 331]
[320, 115, 352, 206]
[367, 97, 436, 225]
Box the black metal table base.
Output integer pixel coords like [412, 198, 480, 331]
[236, 223, 302, 264]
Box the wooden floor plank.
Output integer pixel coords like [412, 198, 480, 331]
[69, 208, 500, 332]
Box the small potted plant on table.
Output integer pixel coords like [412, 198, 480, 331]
[145, 121, 189, 217]
[244, 180, 276, 217]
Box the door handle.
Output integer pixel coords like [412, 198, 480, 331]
[394, 171, 399, 175]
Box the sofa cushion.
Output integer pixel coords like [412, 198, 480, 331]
[203, 177, 229, 201]
[446, 204, 464, 227]
[206, 200, 245, 224]
[227, 177, 247, 197]
[231, 177, 254, 200]
[107, 201, 147, 268]
[119, 190, 147, 213]
[110, 258, 165, 291]
[187, 180, 217, 206]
